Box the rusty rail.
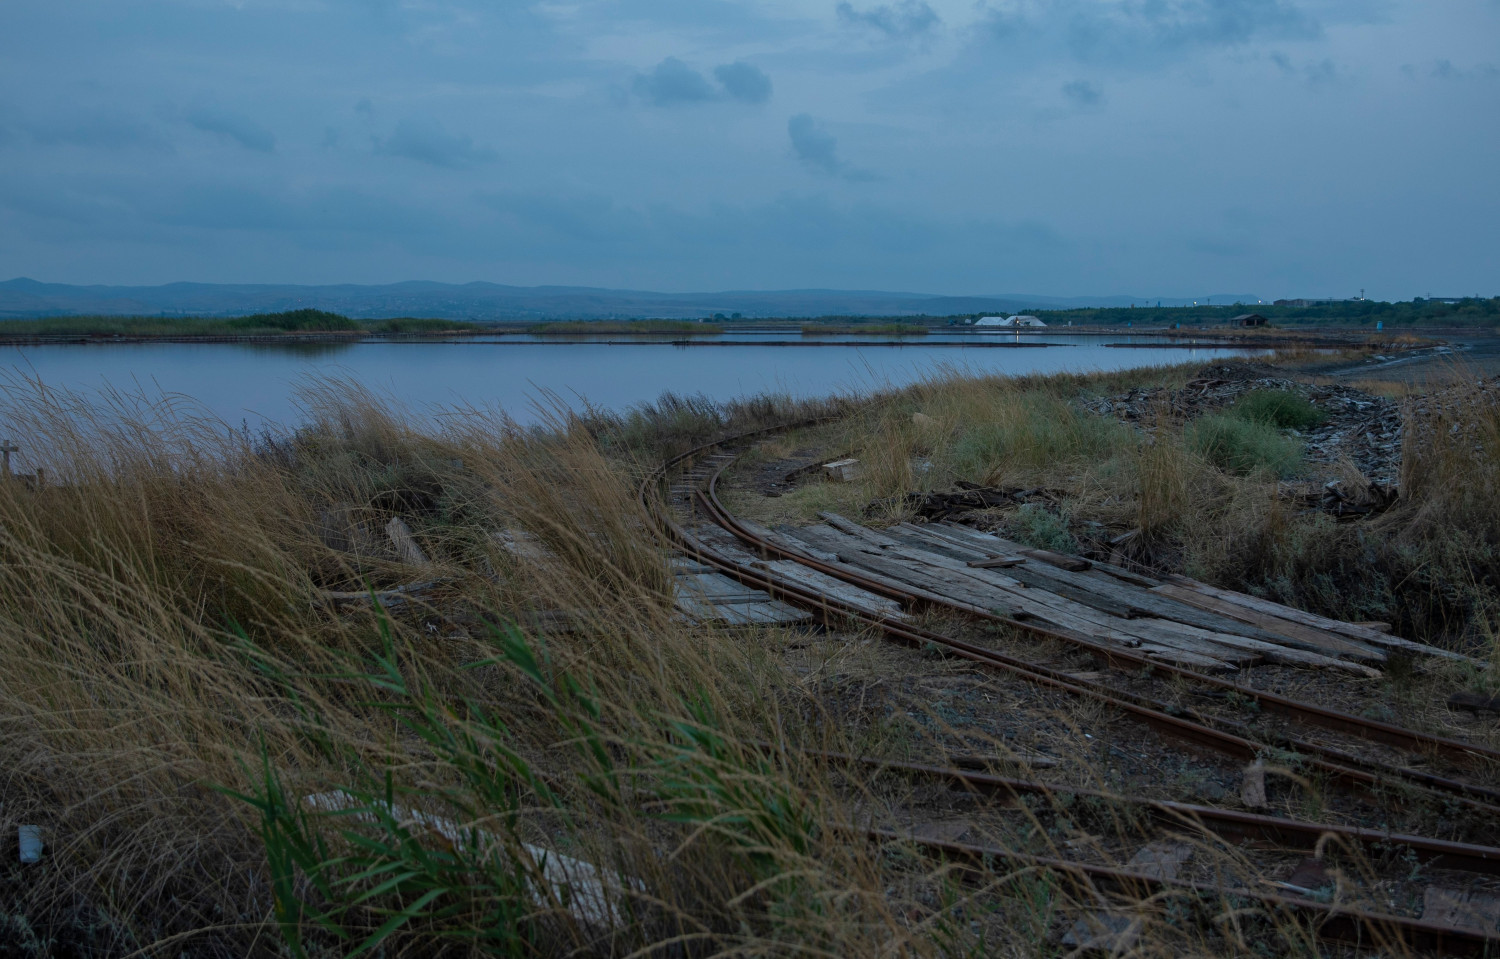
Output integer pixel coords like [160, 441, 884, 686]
[639, 428, 1500, 952]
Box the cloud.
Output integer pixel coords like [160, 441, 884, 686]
[375, 118, 496, 168]
[836, 0, 940, 38]
[1272, 53, 1343, 86]
[634, 57, 774, 106]
[788, 113, 853, 177]
[185, 108, 276, 152]
[981, 0, 1322, 67]
[0, 108, 169, 152]
[1061, 79, 1103, 106]
[634, 57, 719, 106]
[714, 61, 773, 104]
[1404, 59, 1500, 81]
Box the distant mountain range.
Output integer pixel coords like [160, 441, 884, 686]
[0, 278, 1260, 321]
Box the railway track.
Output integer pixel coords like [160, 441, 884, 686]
[641, 427, 1500, 954]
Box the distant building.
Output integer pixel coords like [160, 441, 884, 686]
[975, 315, 1047, 328]
[1273, 298, 1350, 307]
[1234, 313, 1269, 327]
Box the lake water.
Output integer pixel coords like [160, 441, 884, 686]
[0, 336, 1257, 430]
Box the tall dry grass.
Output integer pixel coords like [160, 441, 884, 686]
[0, 371, 1420, 957]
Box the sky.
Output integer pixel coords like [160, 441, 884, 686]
[0, 0, 1496, 300]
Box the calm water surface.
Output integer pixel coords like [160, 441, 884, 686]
[1, 337, 1255, 429]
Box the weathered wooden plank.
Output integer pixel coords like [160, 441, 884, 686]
[882, 530, 1139, 619]
[1162, 574, 1471, 661]
[386, 516, 431, 567]
[1449, 691, 1500, 713]
[755, 560, 908, 619]
[1152, 583, 1385, 662]
[675, 595, 811, 626]
[932, 522, 1164, 587]
[675, 571, 770, 603]
[689, 525, 908, 620]
[735, 516, 840, 563]
[806, 527, 1242, 665]
[1422, 886, 1500, 935]
[1003, 557, 1380, 661]
[808, 531, 1241, 668]
[756, 525, 1233, 669]
[818, 512, 902, 547]
[792, 528, 1020, 619]
[877, 546, 1256, 669]
[915, 522, 1384, 663]
[1119, 615, 1377, 676]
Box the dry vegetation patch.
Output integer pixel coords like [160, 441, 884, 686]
[1, 364, 1494, 957]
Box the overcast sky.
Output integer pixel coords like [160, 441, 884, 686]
[0, 0, 1495, 299]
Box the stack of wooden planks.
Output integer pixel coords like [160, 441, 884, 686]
[494, 527, 811, 627]
[670, 555, 812, 627]
[759, 513, 1462, 674]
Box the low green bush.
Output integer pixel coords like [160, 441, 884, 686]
[1231, 389, 1326, 430]
[228, 309, 361, 332]
[1187, 413, 1303, 477]
[1009, 503, 1079, 554]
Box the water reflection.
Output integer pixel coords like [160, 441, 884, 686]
[237, 341, 362, 358]
[0, 336, 1262, 429]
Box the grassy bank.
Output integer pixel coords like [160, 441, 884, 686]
[0, 310, 484, 337]
[528, 320, 722, 335]
[1, 362, 1496, 956]
[801, 322, 928, 335]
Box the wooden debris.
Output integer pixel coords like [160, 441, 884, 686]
[1015, 548, 1091, 572]
[1152, 583, 1384, 662]
[1448, 691, 1500, 713]
[867, 480, 1061, 522]
[1162, 574, 1474, 663]
[772, 513, 1418, 675]
[673, 563, 811, 626]
[966, 556, 1026, 569]
[386, 516, 430, 567]
[1422, 885, 1500, 935]
[823, 458, 862, 482]
[319, 579, 447, 606]
[306, 790, 642, 931]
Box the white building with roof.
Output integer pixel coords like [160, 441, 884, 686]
[974, 315, 1047, 328]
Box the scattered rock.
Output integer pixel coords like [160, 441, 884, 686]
[1240, 760, 1268, 808]
[1079, 361, 1405, 486]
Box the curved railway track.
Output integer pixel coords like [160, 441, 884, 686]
[641, 425, 1500, 954]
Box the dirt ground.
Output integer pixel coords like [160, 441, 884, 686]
[1317, 329, 1500, 385]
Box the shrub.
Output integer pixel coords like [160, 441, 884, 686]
[1009, 503, 1079, 553]
[229, 308, 361, 332]
[1187, 413, 1303, 477]
[1231, 389, 1326, 431]
[943, 392, 1132, 484]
